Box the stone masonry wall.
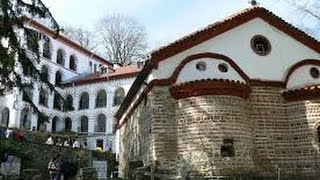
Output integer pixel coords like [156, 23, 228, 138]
[176, 95, 255, 176]
[248, 86, 290, 176]
[119, 85, 320, 179]
[150, 87, 177, 175]
[119, 92, 153, 178]
[287, 100, 320, 176]
[249, 86, 320, 178]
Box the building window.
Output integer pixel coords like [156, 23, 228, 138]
[64, 94, 74, 111]
[94, 64, 97, 73]
[22, 87, 33, 102]
[96, 139, 104, 150]
[220, 138, 235, 158]
[250, 35, 271, 56]
[69, 55, 77, 71]
[53, 92, 62, 110]
[79, 92, 89, 110]
[26, 29, 39, 52]
[95, 114, 106, 132]
[56, 49, 65, 66]
[55, 71, 62, 85]
[196, 61, 206, 71]
[42, 37, 51, 59]
[114, 87, 125, 106]
[65, 117, 72, 132]
[96, 90, 107, 108]
[39, 88, 48, 107]
[89, 61, 92, 72]
[41, 65, 49, 82]
[20, 108, 31, 130]
[218, 63, 228, 73]
[80, 116, 88, 132]
[310, 67, 319, 79]
[52, 116, 58, 132]
[37, 114, 47, 132]
[0, 107, 10, 127]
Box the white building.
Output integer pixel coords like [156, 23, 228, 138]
[0, 17, 141, 151]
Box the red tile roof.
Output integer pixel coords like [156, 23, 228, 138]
[62, 66, 141, 87]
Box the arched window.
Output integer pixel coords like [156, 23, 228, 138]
[0, 107, 10, 127]
[79, 92, 89, 110]
[26, 29, 39, 52]
[20, 108, 31, 130]
[64, 94, 74, 111]
[53, 92, 62, 110]
[56, 49, 65, 66]
[22, 86, 33, 102]
[80, 116, 88, 132]
[114, 87, 125, 106]
[65, 117, 72, 132]
[95, 114, 106, 132]
[41, 65, 49, 82]
[55, 71, 62, 85]
[96, 90, 107, 108]
[69, 55, 77, 71]
[52, 116, 59, 132]
[37, 113, 48, 132]
[39, 88, 48, 107]
[42, 38, 51, 59]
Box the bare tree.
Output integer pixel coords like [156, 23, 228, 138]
[281, 0, 320, 38]
[63, 26, 98, 51]
[96, 14, 148, 66]
[282, 0, 320, 21]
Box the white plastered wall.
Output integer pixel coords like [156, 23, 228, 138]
[176, 58, 245, 84]
[147, 18, 320, 83]
[287, 65, 320, 89]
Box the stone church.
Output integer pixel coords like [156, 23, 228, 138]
[115, 6, 320, 179]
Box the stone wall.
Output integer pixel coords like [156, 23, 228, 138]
[1, 135, 116, 179]
[119, 85, 320, 179]
[20, 142, 92, 179]
[249, 86, 289, 176]
[287, 100, 320, 176]
[119, 90, 154, 178]
[176, 95, 254, 176]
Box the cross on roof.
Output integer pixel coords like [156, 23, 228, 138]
[249, 0, 259, 6]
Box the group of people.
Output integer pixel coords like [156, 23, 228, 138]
[45, 135, 87, 149]
[0, 127, 28, 142]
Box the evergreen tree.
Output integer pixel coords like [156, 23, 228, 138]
[0, 0, 61, 125]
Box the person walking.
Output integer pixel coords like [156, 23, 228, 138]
[48, 155, 61, 180]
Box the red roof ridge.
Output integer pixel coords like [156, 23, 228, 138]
[62, 65, 141, 87]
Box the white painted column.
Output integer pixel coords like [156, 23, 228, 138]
[46, 117, 52, 132]
[31, 85, 39, 130]
[88, 115, 94, 135]
[71, 118, 78, 132]
[9, 108, 20, 128]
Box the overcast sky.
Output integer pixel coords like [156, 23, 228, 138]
[42, 0, 319, 50]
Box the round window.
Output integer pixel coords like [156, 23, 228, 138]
[196, 62, 206, 71]
[218, 63, 228, 73]
[250, 35, 271, 56]
[310, 67, 319, 79]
